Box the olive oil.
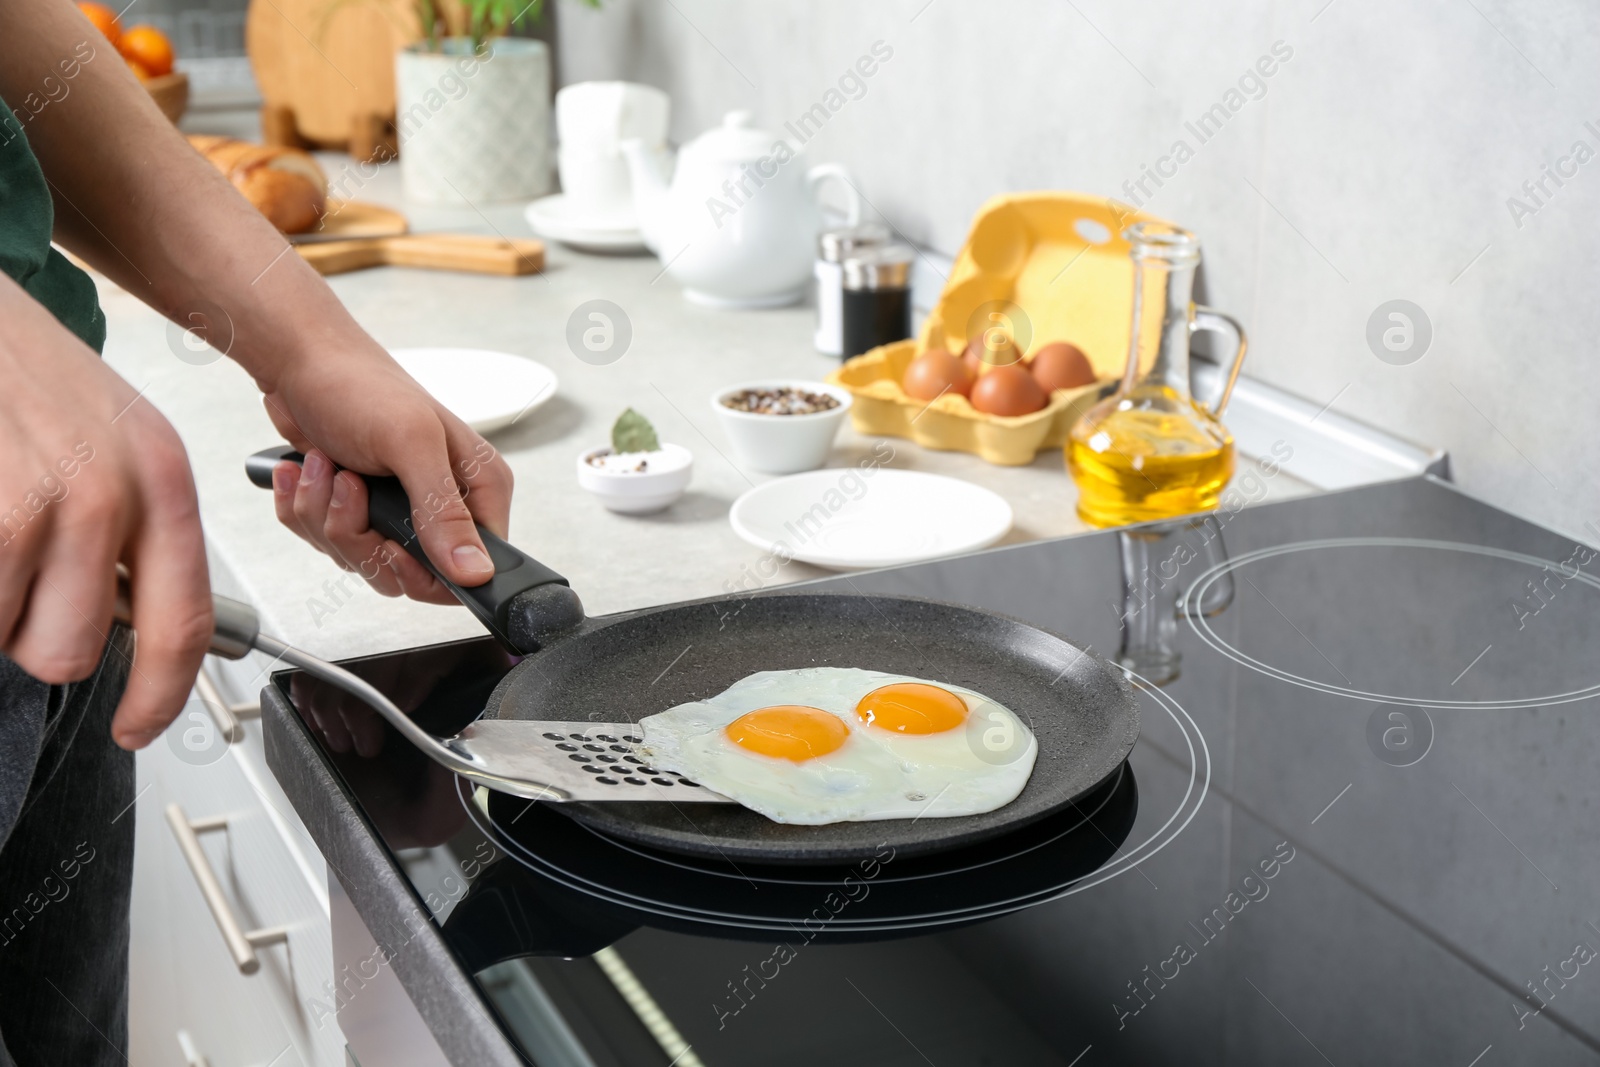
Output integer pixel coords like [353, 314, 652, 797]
[1068, 393, 1235, 528]
[1064, 220, 1247, 528]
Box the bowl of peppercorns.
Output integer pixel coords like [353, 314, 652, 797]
[710, 381, 853, 474]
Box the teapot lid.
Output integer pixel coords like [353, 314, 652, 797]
[682, 110, 786, 164]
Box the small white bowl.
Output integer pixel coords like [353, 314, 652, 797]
[576, 444, 693, 514]
[710, 380, 853, 474]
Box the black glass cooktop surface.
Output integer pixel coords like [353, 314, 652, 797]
[276, 476, 1600, 1065]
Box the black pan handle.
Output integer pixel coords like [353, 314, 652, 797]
[246, 445, 583, 654]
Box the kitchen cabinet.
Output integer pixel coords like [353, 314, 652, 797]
[129, 660, 339, 1067]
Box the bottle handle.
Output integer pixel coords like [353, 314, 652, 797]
[806, 164, 862, 227]
[1190, 307, 1248, 417]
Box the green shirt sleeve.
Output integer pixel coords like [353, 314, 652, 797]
[0, 98, 106, 354]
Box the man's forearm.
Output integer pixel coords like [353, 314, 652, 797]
[0, 0, 362, 391]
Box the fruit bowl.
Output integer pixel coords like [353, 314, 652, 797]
[79, 4, 184, 122]
[145, 71, 189, 124]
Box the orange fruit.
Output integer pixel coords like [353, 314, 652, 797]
[78, 2, 122, 41]
[118, 25, 174, 77]
[124, 56, 151, 82]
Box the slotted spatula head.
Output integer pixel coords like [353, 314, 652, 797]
[445, 719, 732, 802]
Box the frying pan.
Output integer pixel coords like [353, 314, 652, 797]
[241, 448, 1141, 863]
[444, 766, 1140, 960]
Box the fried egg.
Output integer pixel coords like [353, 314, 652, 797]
[638, 667, 1036, 825]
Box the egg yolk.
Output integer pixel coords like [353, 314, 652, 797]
[856, 683, 968, 734]
[725, 705, 850, 762]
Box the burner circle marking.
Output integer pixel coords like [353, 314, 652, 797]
[1183, 537, 1600, 710]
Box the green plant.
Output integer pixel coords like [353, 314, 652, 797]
[611, 409, 660, 454]
[317, 0, 598, 55]
[416, 0, 600, 54]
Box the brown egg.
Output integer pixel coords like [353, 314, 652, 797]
[961, 343, 983, 380]
[964, 330, 1021, 374]
[969, 363, 1048, 417]
[1029, 342, 1097, 393]
[901, 348, 975, 400]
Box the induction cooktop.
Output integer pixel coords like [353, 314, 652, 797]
[266, 476, 1600, 1066]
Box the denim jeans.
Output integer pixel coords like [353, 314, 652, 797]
[0, 626, 134, 1067]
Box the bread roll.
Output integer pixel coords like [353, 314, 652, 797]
[187, 136, 327, 234]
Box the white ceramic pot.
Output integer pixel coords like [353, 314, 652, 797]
[576, 444, 693, 514]
[396, 38, 552, 205]
[710, 381, 853, 474]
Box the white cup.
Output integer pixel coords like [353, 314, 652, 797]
[557, 145, 636, 224]
[555, 82, 669, 224]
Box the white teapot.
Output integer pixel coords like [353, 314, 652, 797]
[621, 111, 861, 309]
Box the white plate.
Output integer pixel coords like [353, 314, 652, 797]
[729, 469, 1013, 571]
[524, 195, 649, 253]
[390, 348, 558, 434]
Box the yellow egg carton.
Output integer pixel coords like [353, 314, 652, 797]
[830, 340, 1106, 465]
[826, 191, 1168, 466]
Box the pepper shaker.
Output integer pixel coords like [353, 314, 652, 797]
[814, 223, 889, 356]
[840, 244, 915, 360]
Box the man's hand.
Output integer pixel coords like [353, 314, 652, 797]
[0, 1, 513, 608]
[0, 274, 213, 750]
[260, 339, 513, 604]
[0, 0, 516, 751]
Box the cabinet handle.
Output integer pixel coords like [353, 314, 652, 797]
[194, 662, 260, 746]
[176, 1029, 212, 1067]
[164, 804, 288, 975]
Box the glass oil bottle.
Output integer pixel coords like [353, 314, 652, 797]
[1067, 222, 1247, 527]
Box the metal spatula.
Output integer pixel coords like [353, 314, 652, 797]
[259, 619, 732, 802]
[443, 719, 729, 802]
[117, 575, 731, 802]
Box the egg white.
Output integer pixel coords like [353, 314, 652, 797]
[638, 667, 1037, 825]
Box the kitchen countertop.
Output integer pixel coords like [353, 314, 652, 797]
[97, 156, 1321, 660]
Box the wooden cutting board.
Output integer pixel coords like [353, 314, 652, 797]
[293, 200, 410, 243]
[297, 234, 546, 276]
[246, 0, 417, 147]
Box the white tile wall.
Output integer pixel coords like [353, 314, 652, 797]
[555, 0, 1600, 542]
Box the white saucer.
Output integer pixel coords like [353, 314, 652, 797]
[525, 195, 648, 253]
[729, 469, 1013, 571]
[390, 348, 558, 435]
